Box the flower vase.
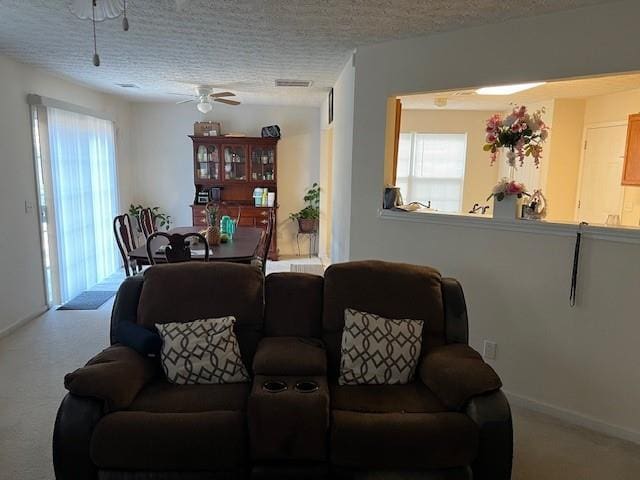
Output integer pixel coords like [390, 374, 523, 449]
[493, 195, 522, 220]
[206, 225, 221, 246]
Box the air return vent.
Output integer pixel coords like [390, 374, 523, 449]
[116, 83, 140, 88]
[275, 79, 313, 87]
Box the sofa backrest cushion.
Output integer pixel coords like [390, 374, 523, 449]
[137, 263, 264, 367]
[264, 273, 324, 337]
[322, 260, 444, 377]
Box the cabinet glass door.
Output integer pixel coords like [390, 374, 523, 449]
[207, 145, 220, 181]
[251, 146, 275, 181]
[223, 145, 247, 181]
[196, 145, 209, 180]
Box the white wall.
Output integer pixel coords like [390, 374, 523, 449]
[0, 54, 133, 335]
[129, 102, 320, 256]
[328, 57, 355, 262]
[343, 0, 640, 440]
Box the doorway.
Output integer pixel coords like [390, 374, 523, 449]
[577, 124, 627, 224]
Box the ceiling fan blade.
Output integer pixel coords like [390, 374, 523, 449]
[167, 92, 193, 96]
[176, 99, 194, 105]
[214, 98, 241, 106]
[210, 91, 236, 98]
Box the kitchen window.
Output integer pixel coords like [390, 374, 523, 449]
[396, 133, 467, 213]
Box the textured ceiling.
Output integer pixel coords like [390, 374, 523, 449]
[0, 0, 618, 106]
[400, 73, 640, 110]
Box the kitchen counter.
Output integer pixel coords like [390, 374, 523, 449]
[379, 208, 640, 245]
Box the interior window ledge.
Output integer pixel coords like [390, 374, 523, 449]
[378, 209, 640, 245]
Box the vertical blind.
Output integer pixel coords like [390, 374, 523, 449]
[396, 133, 467, 213]
[47, 108, 119, 302]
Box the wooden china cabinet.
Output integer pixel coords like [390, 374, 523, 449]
[189, 135, 279, 260]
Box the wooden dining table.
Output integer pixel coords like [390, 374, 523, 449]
[128, 226, 263, 265]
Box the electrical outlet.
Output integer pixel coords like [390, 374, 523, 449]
[24, 200, 34, 214]
[483, 340, 497, 360]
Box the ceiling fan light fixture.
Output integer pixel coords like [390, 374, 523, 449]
[197, 101, 213, 114]
[70, 0, 124, 21]
[476, 82, 546, 95]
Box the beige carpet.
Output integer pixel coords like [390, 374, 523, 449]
[1, 260, 640, 479]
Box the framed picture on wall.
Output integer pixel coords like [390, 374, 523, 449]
[328, 88, 334, 124]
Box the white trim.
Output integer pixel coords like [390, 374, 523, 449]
[505, 390, 640, 445]
[26, 94, 115, 122]
[378, 208, 640, 244]
[0, 306, 49, 340]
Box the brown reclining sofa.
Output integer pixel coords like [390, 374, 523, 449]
[53, 260, 512, 480]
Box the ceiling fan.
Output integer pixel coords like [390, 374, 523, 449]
[172, 86, 241, 113]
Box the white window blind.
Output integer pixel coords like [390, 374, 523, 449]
[396, 133, 467, 213]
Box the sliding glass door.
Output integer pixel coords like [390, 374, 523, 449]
[33, 107, 119, 304]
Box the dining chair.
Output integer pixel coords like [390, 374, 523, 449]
[139, 208, 156, 239]
[113, 214, 139, 277]
[146, 231, 209, 265]
[253, 209, 275, 275]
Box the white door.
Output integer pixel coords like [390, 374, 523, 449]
[577, 125, 627, 224]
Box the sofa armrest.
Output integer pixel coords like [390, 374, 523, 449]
[466, 390, 513, 480]
[64, 345, 158, 411]
[419, 343, 501, 410]
[253, 337, 327, 376]
[53, 393, 103, 480]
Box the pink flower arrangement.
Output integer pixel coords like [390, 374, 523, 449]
[484, 105, 548, 168]
[487, 178, 528, 202]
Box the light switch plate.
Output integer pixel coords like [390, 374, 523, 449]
[25, 200, 34, 214]
[483, 340, 497, 360]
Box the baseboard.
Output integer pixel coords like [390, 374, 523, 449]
[505, 390, 640, 445]
[0, 306, 48, 339]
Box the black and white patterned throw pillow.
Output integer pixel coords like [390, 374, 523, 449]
[339, 308, 424, 385]
[156, 316, 249, 385]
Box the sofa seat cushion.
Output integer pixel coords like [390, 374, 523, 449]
[128, 381, 250, 413]
[330, 410, 478, 469]
[90, 410, 246, 470]
[330, 382, 446, 414]
[253, 337, 326, 376]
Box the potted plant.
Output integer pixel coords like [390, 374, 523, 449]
[289, 183, 320, 233]
[128, 204, 172, 232]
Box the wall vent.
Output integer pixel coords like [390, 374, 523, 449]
[450, 90, 475, 96]
[275, 79, 313, 87]
[116, 83, 140, 88]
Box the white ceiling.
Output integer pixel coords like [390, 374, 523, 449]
[0, 0, 618, 106]
[400, 73, 640, 111]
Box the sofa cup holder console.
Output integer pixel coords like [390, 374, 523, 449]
[261, 379, 320, 394]
[262, 380, 288, 393]
[294, 380, 319, 393]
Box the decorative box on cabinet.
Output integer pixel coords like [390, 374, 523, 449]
[189, 135, 279, 260]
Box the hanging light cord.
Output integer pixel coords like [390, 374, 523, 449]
[122, 0, 129, 31]
[92, 0, 100, 66]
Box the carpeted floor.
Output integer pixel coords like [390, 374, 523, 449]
[1, 258, 640, 480]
